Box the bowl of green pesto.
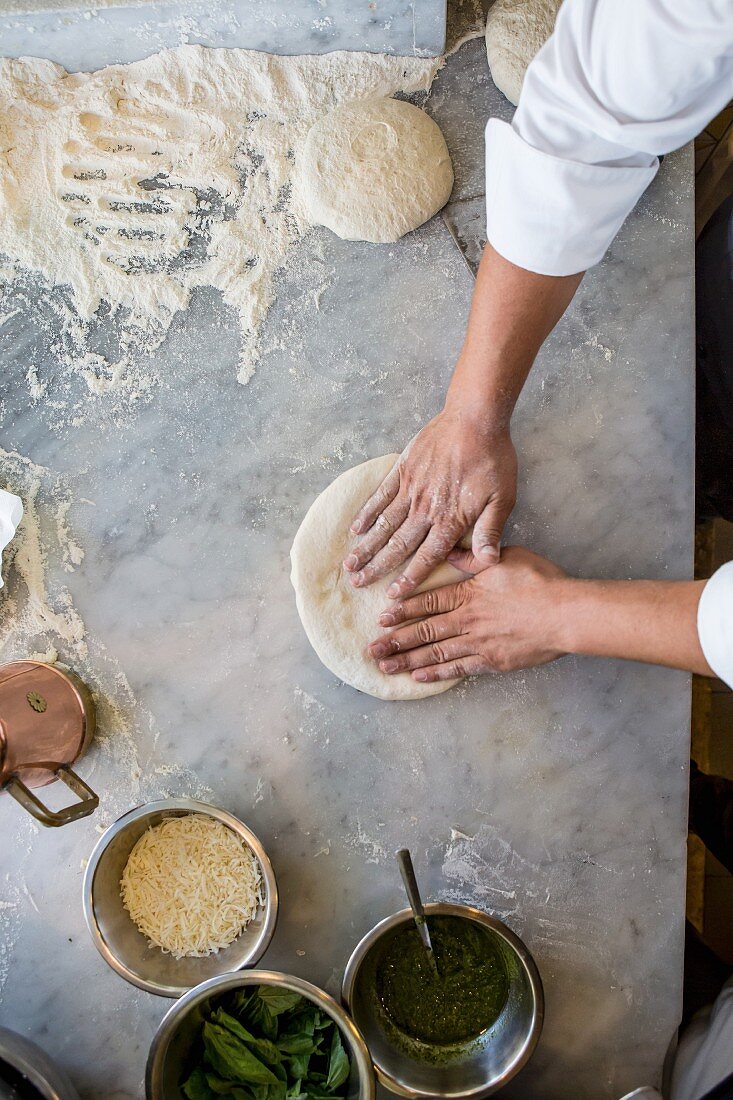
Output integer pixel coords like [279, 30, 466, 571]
[146, 971, 376, 1100]
[342, 903, 543, 1099]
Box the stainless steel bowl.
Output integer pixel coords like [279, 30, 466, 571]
[146, 970, 376, 1100]
[82, 798, 278, 997]
[0, 1027, 80, 1100]
[342, 903, 543, 1099]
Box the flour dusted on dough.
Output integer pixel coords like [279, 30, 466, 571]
[485, 0, 562, 106]
[0, 47, 442, 389]
[290, 454, 463, 701]
[298, 97, 453, 244]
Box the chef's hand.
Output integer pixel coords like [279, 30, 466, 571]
[367, 546, 717, 682]
[342, 407, 518, 600]
[367, 547, 566, 681]
[342, 241, 585, 600]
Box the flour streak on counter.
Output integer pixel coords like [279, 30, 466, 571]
[0, 448, 212, 996]
[0, 45, 441, 403]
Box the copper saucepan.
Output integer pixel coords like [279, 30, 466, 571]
[0, 660, 98, 826]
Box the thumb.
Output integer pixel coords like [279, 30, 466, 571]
[471, 497, 512, 566]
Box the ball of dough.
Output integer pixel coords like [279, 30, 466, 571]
[485, 0, 562, 106]
[298, 97, 454, 244]
[290, 454, 464, 701]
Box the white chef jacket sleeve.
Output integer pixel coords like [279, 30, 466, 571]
[698, 562, 733, 689]
[669, 978, 733, 1099]
[485, 0, 733, 276]
[0, 488, 22, 590]
[617, 979, 733, 1099]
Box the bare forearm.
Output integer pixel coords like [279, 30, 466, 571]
[553, 578, 713, 676]
[446, 244, 584, 426]
[345, 248, 582, 589]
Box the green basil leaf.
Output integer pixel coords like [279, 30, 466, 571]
[277, 1034, 317, 1056]
[257, 988, 306, 1017]
[182, 1066, 218, 1100]
[187, 990, 350, 1100]
[213, 1008, 283, 1066]
[281, 1010, 318, 1038]
[203, 1023, 281, 1085]
[286, 1052, 312, 1081]
[325, 1029, 349, 1092]
[204, 1072, 253, 1097]
[249, 1083, 288, 1100]
[231, 990, 256, 1017]
[242, 999, 278, 1042]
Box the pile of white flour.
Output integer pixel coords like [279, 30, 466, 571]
[0, 46, 441, 390]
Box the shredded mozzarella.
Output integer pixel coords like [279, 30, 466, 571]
[120, 813, 263, 959]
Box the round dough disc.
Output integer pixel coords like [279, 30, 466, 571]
[290, 454, 464, 701]
[485, 0, 562, 106]
[298, 97, 454, 244]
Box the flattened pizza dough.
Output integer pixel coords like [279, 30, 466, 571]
[290, 454, 464, 700]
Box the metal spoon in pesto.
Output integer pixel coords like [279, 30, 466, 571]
[396, 848, 440, 977]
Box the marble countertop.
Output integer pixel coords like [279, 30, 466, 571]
[0, 0, 446, 73]
[0, 33, 694, 1100]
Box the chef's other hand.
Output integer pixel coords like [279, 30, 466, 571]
[367, 546, 566, 681]
[342, 408, 518, 600]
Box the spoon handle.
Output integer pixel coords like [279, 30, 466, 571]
[397, 848, 426, 919]
[396, 848, 438, 975]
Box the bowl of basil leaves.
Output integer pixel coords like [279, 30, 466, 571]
[146, 970, 376, 1100]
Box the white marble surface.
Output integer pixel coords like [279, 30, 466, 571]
[0, 35, 694, 1100]
[0, 0, 446, 73]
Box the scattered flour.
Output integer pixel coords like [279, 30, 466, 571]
[442, 823, 618, 971]
[54, 500, 85, 571]
[0, 448, 213, 996]
[0, 449, 87, 657]
[584, 332, 616, 363]
[349, 819, 387, 865]
[0, 45, 441, 396]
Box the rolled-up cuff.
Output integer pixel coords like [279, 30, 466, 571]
[485, 119, 658, 276]
[698, 562, 733, 688]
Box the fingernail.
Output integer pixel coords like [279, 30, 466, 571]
[370, 641, 390, 658]
[413, 670, 428, 682]
[351, 520, 362, 534]
[479, 544, 499, 560]
[343, 555, 358, 571]
[350, 572, 364, 587]
[380, 659, 399, 673]
[379, 612, 396, 626]
[386, 582, 400, 598]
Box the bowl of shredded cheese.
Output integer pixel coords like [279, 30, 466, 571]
[82, 798, 278, 997]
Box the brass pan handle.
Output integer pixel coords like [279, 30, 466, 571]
[4, 762, 99, 827]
